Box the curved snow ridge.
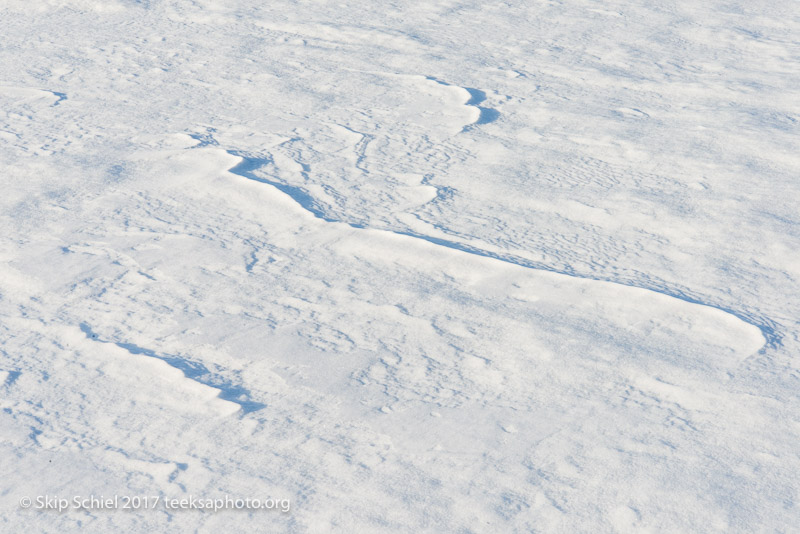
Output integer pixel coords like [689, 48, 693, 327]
[338, 70, 500, 133]
[0, 86, 66, 107]
[424, 76, 501, 130]
[392, 226, 778, 351]
[220, 149, 771, 355]
[78, 323, 262, 414]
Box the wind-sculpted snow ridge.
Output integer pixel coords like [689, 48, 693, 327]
[341, 70, 502, 133]
[0, 86, 66, 107]
[78, 323, 258, 413]
[219, 145, 772, 354]
[188, 76, 776, 353]
[424, 76, 501, 130]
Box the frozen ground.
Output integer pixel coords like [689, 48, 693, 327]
[1, 0, 799, 532]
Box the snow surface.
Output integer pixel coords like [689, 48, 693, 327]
[1, 0, 799, 532]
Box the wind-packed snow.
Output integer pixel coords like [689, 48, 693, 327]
[1, 0, 799, 532]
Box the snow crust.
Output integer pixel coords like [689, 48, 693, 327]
[1, 0, 798, 531]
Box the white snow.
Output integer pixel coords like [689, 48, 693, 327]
[1, 0, 799, 532]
